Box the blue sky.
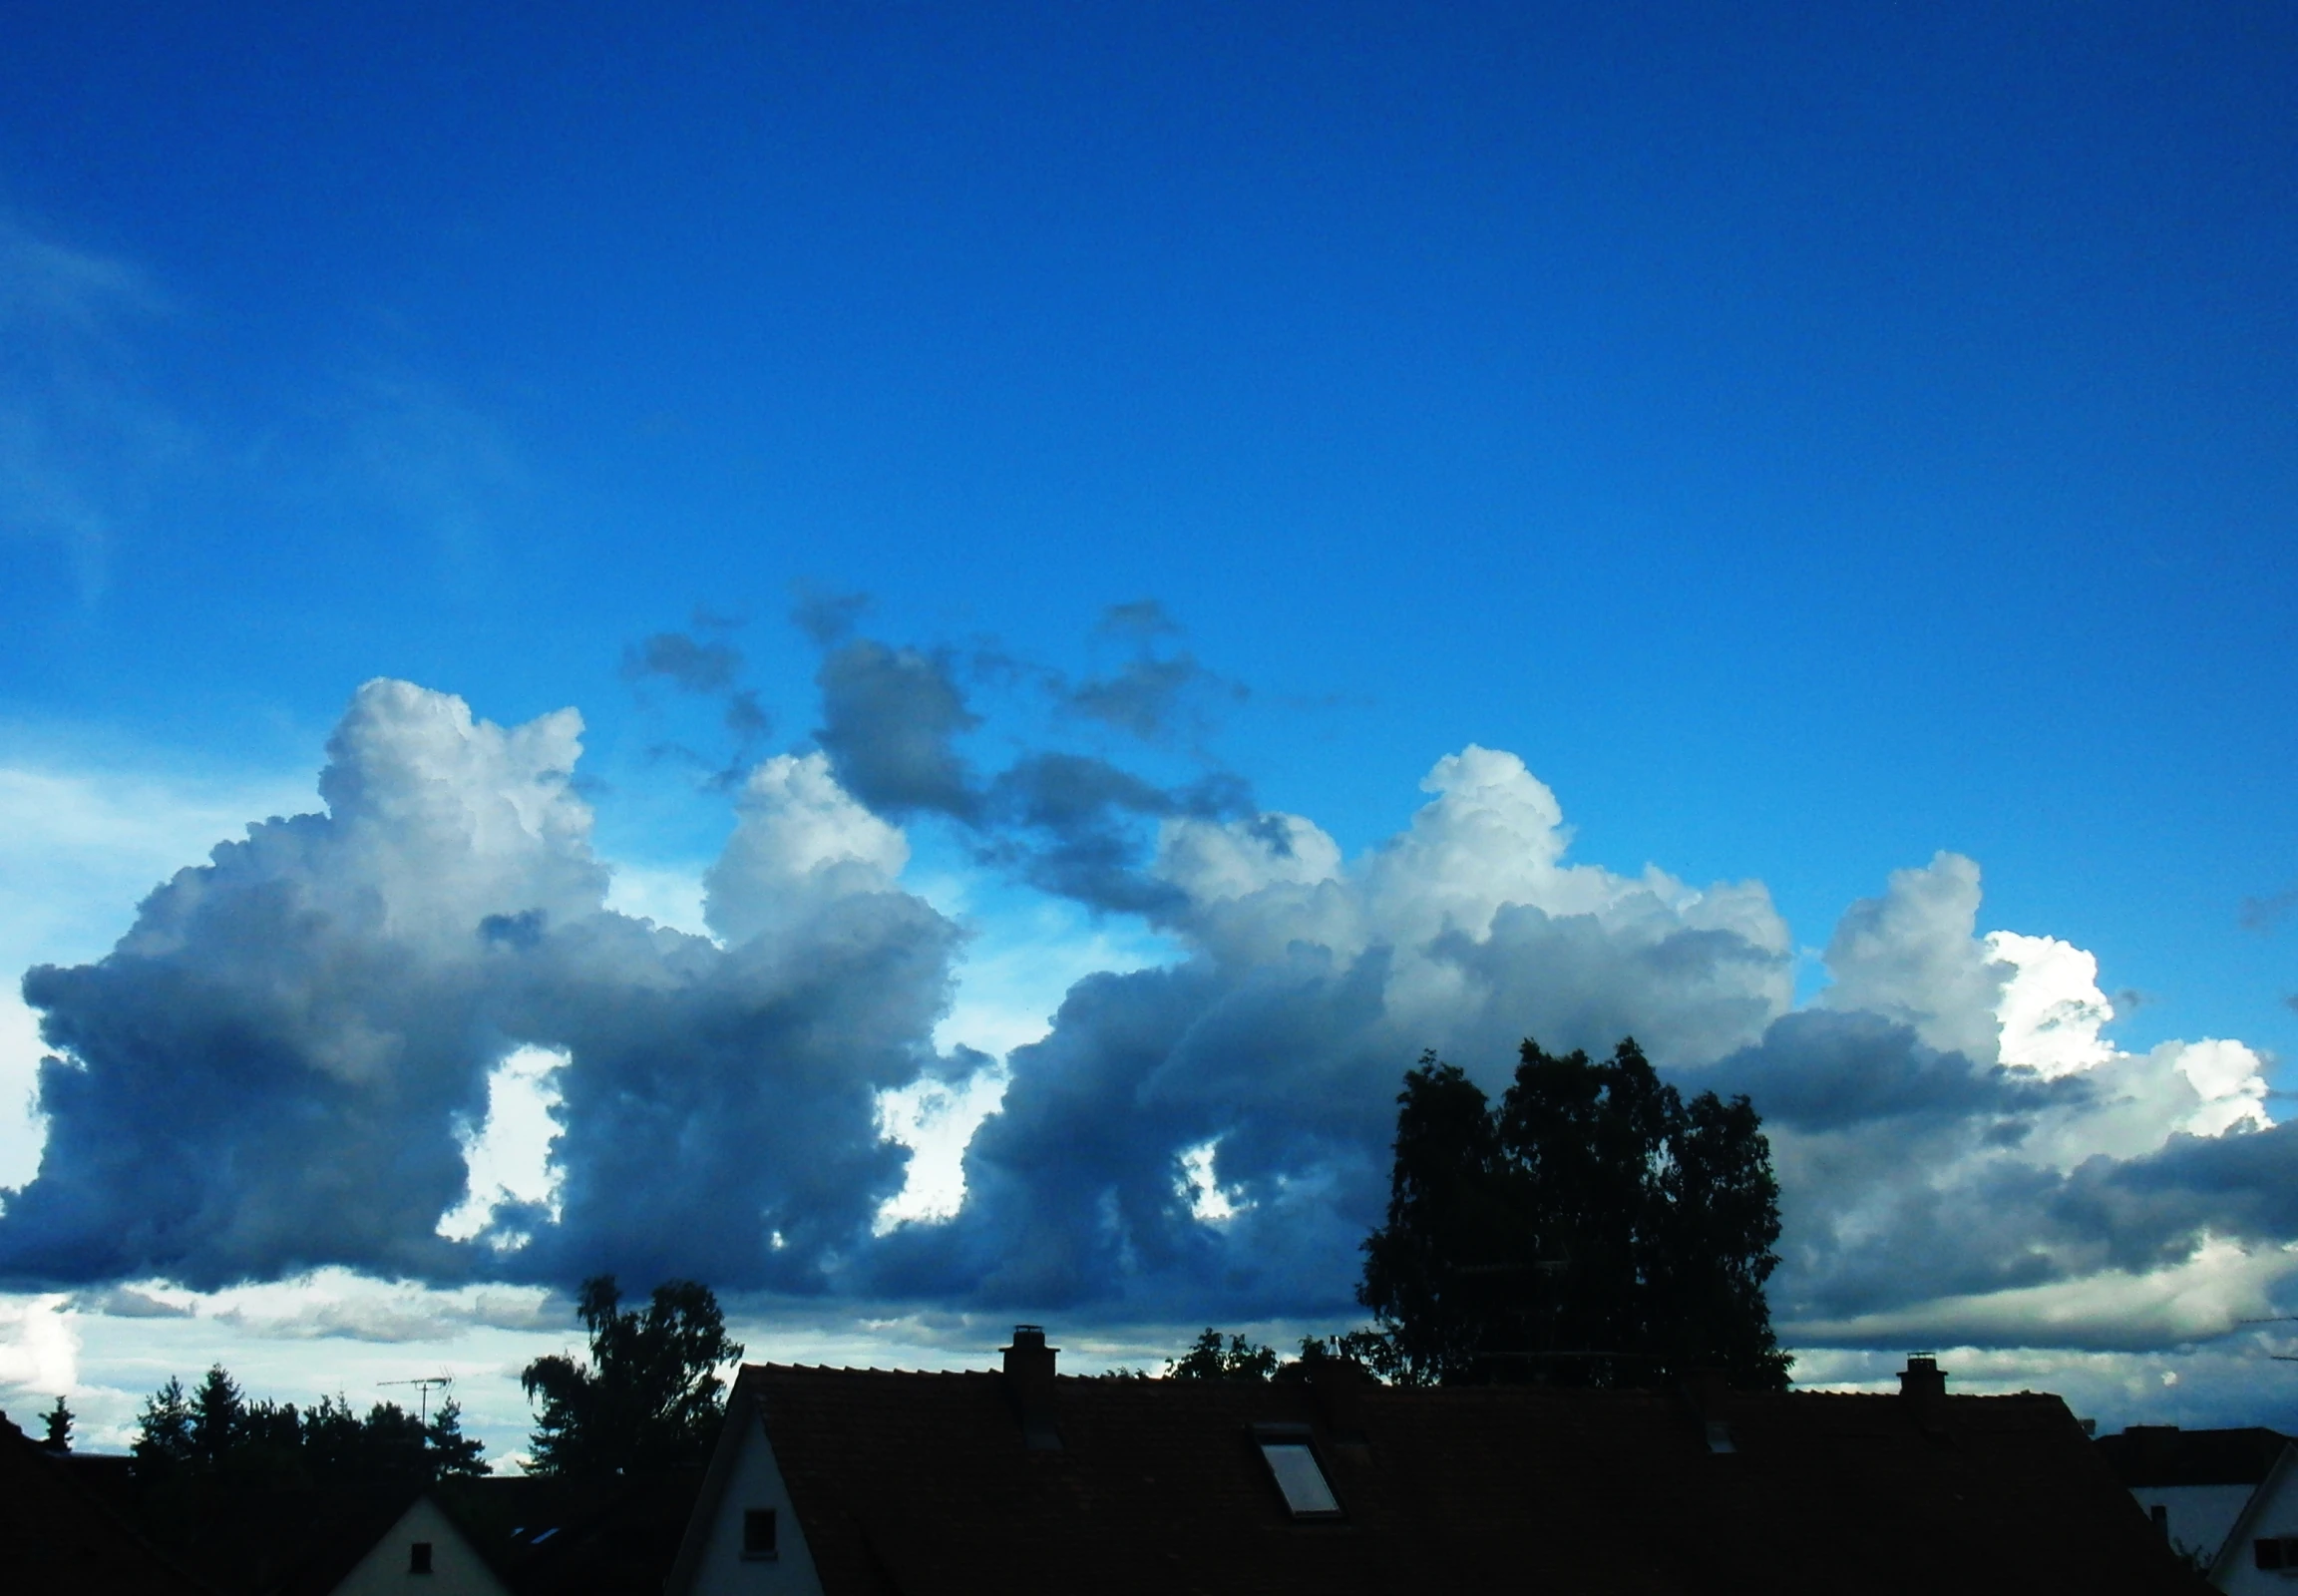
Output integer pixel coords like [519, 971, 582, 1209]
[3, 2, 2296, 1458]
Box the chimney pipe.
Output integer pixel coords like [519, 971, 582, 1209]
[1002, 1325, 1061, 1450]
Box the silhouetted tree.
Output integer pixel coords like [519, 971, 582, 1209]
[1357, 1038, 1789, 1390]
[41, 1394, 73, 1453]
[133, 1377, 194, 1474]
[521, 1277, 743, 1475]
[1167, 1329, 1281, 1381]
[1165, 1330, 1388, 1382]
[128, 1373, 486, 1485]
[425, 1397, 488, 1478]
[191, 1365, 242, 1464]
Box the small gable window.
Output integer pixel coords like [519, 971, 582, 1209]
[1258, 1440, 1341, 1518]
[409, 1542, 434, 1575]
[2257, 1536, 2298, 1570]
[743, 1507, 779, 1560]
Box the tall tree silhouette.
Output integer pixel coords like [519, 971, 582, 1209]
[1359, 1038, 1788, 1390]
[522, 1277, 743, 1474]
[191, 1365, 242, 1464]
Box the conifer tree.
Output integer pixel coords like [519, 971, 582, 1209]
[133, 1377, 195, 1472]
[191, 1365, 242, 1463]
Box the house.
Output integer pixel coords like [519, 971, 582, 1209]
[0, 1407, 202, 1594]
[2098, 1425, 2298, 1591]
[666, 1327, 2205, 1596]
[303, 1491, 513, 1596]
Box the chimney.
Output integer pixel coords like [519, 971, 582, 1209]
[1680, 1369, 1735, 1453]
[1900, 1355, 1949, 1432]
[1002, 1325, 1061, 1450]
[1308, 1356, 1371, 1446]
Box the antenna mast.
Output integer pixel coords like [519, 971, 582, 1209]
[377, 1375, 456, 1426]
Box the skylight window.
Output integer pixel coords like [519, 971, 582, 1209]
[1259, 1441, 1341, 1517]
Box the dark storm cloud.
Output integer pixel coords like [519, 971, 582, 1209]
[1062, 654, 1246, 742]
[790, 586, 872, 647]
[467, 892, 959, 1292]
[813, 639, 982, 821]
[622, 619, 773, 781]
[2054, 1122, 2298, 1272]
[621, 630, 743, 693]
[866, 952, 1396, 1320]
[1708, 1009, 2076, 1133]
[974, 756, 1253, 914]
[802, 605, 1258, 912]
[1055, 601, 1249, 744]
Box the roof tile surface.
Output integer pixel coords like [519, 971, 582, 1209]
[738, 1365, 2207, 1596]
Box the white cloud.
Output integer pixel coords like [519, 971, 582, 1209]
[1783, 1237, 2298, 1352]
[704, 751, 908, 947]
[1990, 930, 2116, 1077]
[2172, 1039, 2272, 1135]
[0, 1293, 76, 1398]
[1818, 852, 2007, 1061]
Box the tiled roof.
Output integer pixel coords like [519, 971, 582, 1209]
[0, 1412, 205, 1595]
[735, 1361, 2208, 1596]
[117, 1470, 700, 1596]
[2096, 1425, 2294, 1488]
[157, 1480, 423, 1596]
[440, 1469, 703, 1596]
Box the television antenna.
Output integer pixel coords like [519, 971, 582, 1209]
[2236, 1316, 2298, 1362]
[378, 1375, 455, 1425]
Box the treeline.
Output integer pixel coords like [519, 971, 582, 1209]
[131, 1365, 486, 1485]
[118, 1275, 739, 1485]
[1163, 1330, 1389, 1382]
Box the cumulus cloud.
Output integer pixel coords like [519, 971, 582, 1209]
[8, 666, 2290, 1376]
[871, 746, 1794, 1318]
[1714, 855, 2290, 1346]
[4, 680, 960, 1293]
[877, 802, 2290, 1354]
[703, 751, 910, 947]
